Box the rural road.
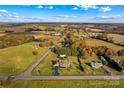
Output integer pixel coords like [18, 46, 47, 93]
[1, 75, 124, 80]
[13, 75, 124, 80]
[18, 48, 52, 77]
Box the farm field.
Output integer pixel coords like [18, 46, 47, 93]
[2, 79, 124, 88]
[107, 34, 124, 43]
[0, 42, 48, 76]
[0, 33, 6, 36]
[85, 38, 124, 52]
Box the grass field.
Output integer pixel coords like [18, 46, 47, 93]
[85, 39, 124, 52]
[0, 42, 48, 76]
[2, 79, 124, 88]
[108, 34, 124, 43]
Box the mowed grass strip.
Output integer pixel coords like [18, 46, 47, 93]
[3, 79, 124, 88]
[0, 43, 48, 76]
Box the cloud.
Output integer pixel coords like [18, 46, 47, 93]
[52, 14, 77, 18]
[94, 15, 124, 20]
[37, 5, 43, 9]
[72, 7, 79, 10]
[100, 6, 112, 12]
[77, 5, 98, 10]
[14, 15, 20, 18]
[0, 9, 8, 13]
[0, 10, 43, 22]
[49, 6, 54, 9]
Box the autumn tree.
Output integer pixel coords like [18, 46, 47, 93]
[62, 33, 74, 48]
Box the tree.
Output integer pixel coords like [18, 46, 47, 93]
[32, 50, 38, 55]
[77, 47, 84, 58]
[62, 33, 74, 48]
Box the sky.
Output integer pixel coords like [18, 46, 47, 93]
[0, 5, 124, 23]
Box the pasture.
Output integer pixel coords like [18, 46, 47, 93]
[0, 43, 48, 76]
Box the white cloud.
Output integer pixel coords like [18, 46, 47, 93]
[100, 6, 112, 12]
[37, 5, 43, 9]
[77, 5, 98, 10]
[72, 7, 79, 10]
[52, 14, 77, 18]
[8, 14, 13, 17]
[0, 9, 8, 13]
[14, 15, 20, 18]
[94, 15, 124, 20]
[49, 6, 54, 9]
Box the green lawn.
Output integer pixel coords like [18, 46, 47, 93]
[59, 56, 84, 76]
[2, 79, 124, 88]
[0, 42, 48, 76]
[32, 53, 85, 76]
[32, 52, 103, 76]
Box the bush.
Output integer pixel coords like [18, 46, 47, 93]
[32, 51, 38, 55]
[39, 43, 43, 47]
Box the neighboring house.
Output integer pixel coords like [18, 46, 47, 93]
[100, 56, 106, 62]
[91, 62, 103, 68]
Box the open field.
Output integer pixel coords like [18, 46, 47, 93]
[2, 79, 124, 88]
[85, 38, 124, 52]
[0, 43, 48, 76]
[0, 33, 6, 36]
[108, 34, 124, 43]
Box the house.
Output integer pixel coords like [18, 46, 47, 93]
[91, 62, 103, 68]
[53, 59, 71, 68]
[59, 60, 71, 68]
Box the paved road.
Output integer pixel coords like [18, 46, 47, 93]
[14, 75, 124, 80]
[1, 75, 124, 80]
